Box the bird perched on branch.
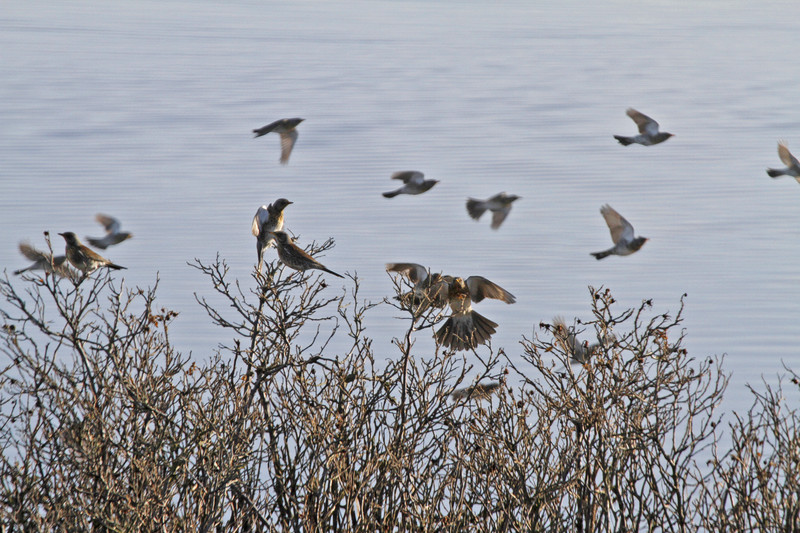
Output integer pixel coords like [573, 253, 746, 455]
[253, 118, 304, 165]
[382, 171, 438, 198]
[551, 317, 614, 365]
[59, 232, 126, 274]
[269, 230, 344, 279]
[13, 242, 74, 278]
[86, 214, 133, 249]
[385, 262, 449, 312]
[466, 192, 520, 229]
[613, 108, 673, 146]
[252, 198, 293, 273]
[766, 141, 800, 181]
[590, 205, 647, 260]
[451, 381, 501, 401]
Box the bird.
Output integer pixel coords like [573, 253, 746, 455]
[253, 118, 304, 165]
[613, 108, 674, 146]
[385, 262, 449, 312]
[766, 141, 800, 180]
[435, 275, 515, 352]
[451, 381, 501, 401]
[551, 317, 614, 365]
[466, 192, 521, 229]
[269, 230, 344, 278]
[382, 171, 438, 198]
[591, 204, 648, 260]
[251, 198, 293, 273]
[13, 242, 75, 278]
[59, 232, 126, 274]
[86, 214, 133, 249]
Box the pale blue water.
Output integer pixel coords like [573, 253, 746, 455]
[2, 1, 800, 415]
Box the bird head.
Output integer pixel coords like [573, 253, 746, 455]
[58, 232, 79, 245]
[273, 198, 293, 211]
[269, 230, 290, 245]
[631, 237, 649, 251]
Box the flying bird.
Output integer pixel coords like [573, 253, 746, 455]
[613, 108, 674, 146]
[466, 192, 520, 229]
[251, 198, 293, 273]
[386, 262, 449, 312]
[59, 232, 126, 274]
[13, 242, 75, 278]
[269, 230, 344, 279]
[766, 141, 800, 181]
[253, 118, 304, 165]
[382, 171, 438, 198]
[86, 214, 133, 249]
[591, 204, 648, 260]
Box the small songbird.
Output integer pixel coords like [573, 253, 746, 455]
[466, 192, 520, 230]
[385, 262, 449, 312]
[591, 204, 648, 260]
[269, 230, 344, 279]
[59, 232, 126, 274]
[766, 141, 800, 181]
[613, 108, 674, 146]
[435, 275, 516, 352]
[253, 118, 304, 165]
[86, 214, 133, 249]
[451, 381, 501, 401]
[13, 242, 74, 278]
[382, 171, 438, 198]
[251, 198, 293, 273]
[552, 317, 614, 365]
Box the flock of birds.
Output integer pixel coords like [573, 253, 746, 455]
[11, 109, 800, 359]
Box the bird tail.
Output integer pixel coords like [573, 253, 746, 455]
[382, 190, 400, 198]
[591, 250, 612, 260]
[107, 263, 127, 270]
[323, 267, 345, 279]
[435, 311, 498, 351]
[466, 199, 487, 220]
[613, 135, 634, 146]
[13, 267, 31, 275]
[767, 168, 787, 178]
[253, 129, 266, 138]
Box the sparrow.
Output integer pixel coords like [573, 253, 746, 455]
[253, 118, 304, 165]
[382, 171, 438, 198]
[251, 198, 293, 273]
[13, 242, 74, 278]
[385, 262, 449, 312]
[59, 232, 126, 274]
[591, 204, 648, 260]
[766, 141, 800, 180]
[86, 214, 133, 249]
[613, 108, 674, 146]
[435, 275, 516, 352]
[551, 317, 614, 365]
[451, 381, 501, 401]
[269, 230, 344, 279]
[466, 192, 521, 229]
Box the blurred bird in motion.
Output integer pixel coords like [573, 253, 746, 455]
[385, 262, 449, 312]
[253, 118, 304, 165]
[382, 171, 438, 198]
[591, 204, 648, 260]
[86, 214, 133, 249]
[13, 242, 75, 278]
[59, 232, 126, 275]
[451, 381, 501, 401]
[435, 275, 515, 352]
[614, 108, 673, 146]
[269, 230, 344, 279]
[252, 198, 293, 273]
[552, 316, 615, 365]
[766, 141, 800, 181]
[466, 192, 520, 229]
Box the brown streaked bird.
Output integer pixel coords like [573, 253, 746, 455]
[86, 214, 133, 249]
[466, 192, 521, 229]
[382, 171, 438, 198]
[251, 198, 293, 273]
[613, 108, 674, 146]
[451, 381, 501, 401]
[13, 242, 75, 278]
[59, 232, 126, 274]
[552, 317, 614, 365]
[253, 118, 304, 165]
[269, 230, 344, 279]
[385, 262, 449, 312]
[766, 140, 800, 181]
[591, 204, 648, 260]
[435, 276, 515, 352]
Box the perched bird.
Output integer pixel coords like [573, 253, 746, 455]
[59, 232, 126, 274]
[766, 141, 800, 180]
[251, 198, 293, 273]
[591, 204, 648, 260]
[86, 214, 133, 249]
[466, 192, 521, 229]
[385, 262, 449, 312]
[253, 118, 304, 165]
[552, 317, 614, 365]
[269, 230, 344, 279]
[451, 381, 501, 401]
[613, 108, 674, 146]
[435, 276, 516, 352]
[13, 242, 74, 278]
[382, 171, 438, 198]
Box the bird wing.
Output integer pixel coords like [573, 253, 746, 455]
[18, 242, 48, 262]
[279, 130, 298, 164]
[600, 204, 635, 244]
[626, 108, 660, 136]
[465, 276, 516, 304]
[252, 206, 269, 236]
[778, 141, 800, 169]
[490, 207, 511, 230]
[96, 214, 121, 234]
[386, 262, 429, 284]
[391, 171, 424, 184]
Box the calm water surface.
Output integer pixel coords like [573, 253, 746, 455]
[2, 1, 800, 415]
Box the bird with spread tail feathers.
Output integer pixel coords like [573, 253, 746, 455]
[613, 108, 673, 146]
[766, 141, 800, 181]
[59, 232, 126, 274]
[590, 205, 648, 260]
[466, 192, 520, 229]
[269, 230, 344, 279]
[251, 199, 293, 273]
[253, 118, 304, 165]
[382, 171, 438, 198]
[86, 214, 133, 249]
[13, 242, 75, 278]
[385, 262, 449, 312]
